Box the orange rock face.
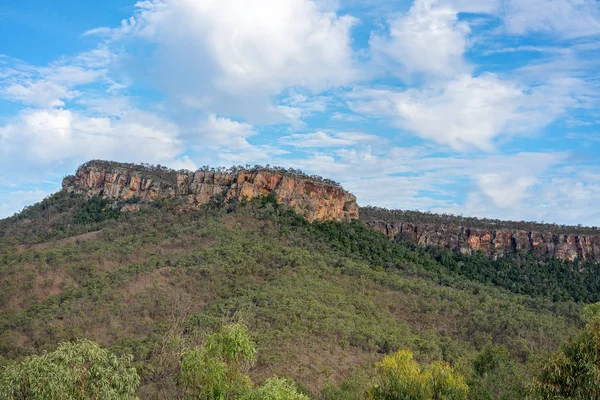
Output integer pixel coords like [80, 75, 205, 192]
[366, 220, 600, 261]
[63, 161, 359, 222]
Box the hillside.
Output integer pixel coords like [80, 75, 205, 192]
[0, 161, 596, 399]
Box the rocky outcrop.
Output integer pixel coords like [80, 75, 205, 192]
[62, 161, 359, 222]
[366, 220, 600, 261]
[62, 161, 599, 261]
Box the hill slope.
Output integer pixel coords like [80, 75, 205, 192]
[0, 185, 584, 398]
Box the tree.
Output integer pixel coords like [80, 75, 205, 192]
[469, 345, 524, 400]
[367, 349, 468, 400]
[530, 319, 600, 399]
[179, 323, 257, 400]
[0, 339, 139, 400]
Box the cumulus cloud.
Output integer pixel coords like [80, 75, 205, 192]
[1, 0, 599, 226]
[1, 67, 101, 109]
[286, 140, 589, 223]
[348, 74, 580, 151]
[99, 0, 358, 122]
[196, 114, 256, 149]
[0, 49, 117, 109]
[449, 167, 600, 225]
[470, 152, 564, 206]
[370, 0, 471, 78]
[0, 108, 185, 174]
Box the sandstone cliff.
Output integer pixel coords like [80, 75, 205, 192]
[62, 161, 359, 222]
[363, 217, 600, 262]
[62, 161, 600, 261]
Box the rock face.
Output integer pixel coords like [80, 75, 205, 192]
[365, 220, 600, 261]
[63, 161, 599, 261]
[63, 161, 359, 222]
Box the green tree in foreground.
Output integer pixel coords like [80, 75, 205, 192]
[179, 323, 256, 400]
[469, 344, 525, 399]
[0, 339, 139, 400]
[367, 349, 468, 400]
[179, 323, 307, 400]
[530, 304, 600, 399]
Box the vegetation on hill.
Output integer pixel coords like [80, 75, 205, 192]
[0, 191, 595, 398]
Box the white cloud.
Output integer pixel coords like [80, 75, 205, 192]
[471, 152, 564, 206]
[443, 0, 499, 13]
[196, 114, 256, 149]
[0, 108, 185, 175]
[447, 168, 600, 225]
[286, 142, 593, 224]
[0, 49, 117, 109]
[217, 145, 289, 167]
[277, 91, 330, 123]
[3, 80, 77, 109]
[503, 0, 600, 38]
[1, 65, 103, 109]
[370, 0, 471, 78]
[168, 155, 198, 171]
[280, 130, 381, 148]
[187, 114, 290, 167]
[104, 0, 359, 122]
[348, 74, 577, 151]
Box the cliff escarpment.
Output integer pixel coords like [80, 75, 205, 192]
[62, 161, 359, 222]
[61, 161, 600, 261]
[361, 208, 600, 262]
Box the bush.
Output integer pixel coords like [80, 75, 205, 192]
[0, 339, 139, 400]
[245, 378, 309, 400]
[530, 320, 600, 399]
[179, 323, 256, 400]
[367, 349, 468, 400]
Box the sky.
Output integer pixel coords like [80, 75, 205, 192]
[0, 0, 599, 225]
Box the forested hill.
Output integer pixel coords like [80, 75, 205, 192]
[0, 164, 599, 398]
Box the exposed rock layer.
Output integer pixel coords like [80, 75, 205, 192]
[63, 161, 359, 222]
[365, 219, 600, 261]
[62, 161, 599, 261]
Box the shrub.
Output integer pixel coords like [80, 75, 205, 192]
[367, 349, 468, 400]
[0, 339, 139, 400]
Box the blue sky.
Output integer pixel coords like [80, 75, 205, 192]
[1, 0, 600, 225]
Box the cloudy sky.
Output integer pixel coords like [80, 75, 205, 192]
[1, 0, 599, 224]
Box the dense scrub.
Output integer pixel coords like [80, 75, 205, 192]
[0, 193, 588, 398]
[296, 210, 600, 303]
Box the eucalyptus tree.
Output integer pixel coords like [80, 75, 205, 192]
[0, 339, 139, 400]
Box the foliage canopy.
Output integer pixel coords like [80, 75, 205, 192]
[0, 340, 139, 400]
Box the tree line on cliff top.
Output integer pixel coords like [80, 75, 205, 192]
[360, 206, 600, 236]
[78, 160, 342, 188]
[69, 160, 600, 236]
